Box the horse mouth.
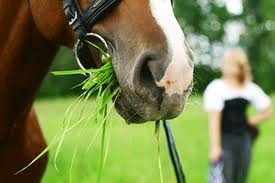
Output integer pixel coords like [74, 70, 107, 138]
[114, 84, 192, 123]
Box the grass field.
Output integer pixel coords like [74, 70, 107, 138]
[35, 96, 275, 183]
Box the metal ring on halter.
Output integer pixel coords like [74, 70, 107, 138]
[86, 33, 110, 62]
[74, 33, 109, 74]
[74, 39, 86, 72]
[86, 33, 109, 49]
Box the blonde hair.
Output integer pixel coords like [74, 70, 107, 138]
[222, 48, 252, 84]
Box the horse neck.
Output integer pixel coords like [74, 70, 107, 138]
[0, 1, 62, 135]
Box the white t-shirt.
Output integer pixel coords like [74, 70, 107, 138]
[203, 79, 271, 112]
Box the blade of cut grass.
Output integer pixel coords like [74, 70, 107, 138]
[103, 114, 114, 166]
[86, 96, 117, 152]
[96, 106, 107, 183]
[155, 121, 164, 183]
[69, 144, 78, 183]
[15, 129, 63, 175]
[54, 96, 86, 172]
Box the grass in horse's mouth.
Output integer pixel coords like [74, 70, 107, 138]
[50, 40, 121, 182]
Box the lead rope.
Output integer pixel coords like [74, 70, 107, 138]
[161, 119, 186, 183]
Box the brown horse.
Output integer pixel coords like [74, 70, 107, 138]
[0, 0, 193, 182]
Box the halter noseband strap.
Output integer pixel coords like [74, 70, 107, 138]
[62, 0, 121, 39]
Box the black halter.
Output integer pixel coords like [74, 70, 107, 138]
[62, 0, 121, 40]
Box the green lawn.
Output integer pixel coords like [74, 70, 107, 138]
[35, 96, 275, 183]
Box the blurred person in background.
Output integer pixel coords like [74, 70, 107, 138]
[203, 48, 273, 183]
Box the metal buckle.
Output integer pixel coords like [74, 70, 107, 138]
[69, 11, 78, 25]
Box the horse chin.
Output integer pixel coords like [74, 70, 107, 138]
[114, 90, 188, 124]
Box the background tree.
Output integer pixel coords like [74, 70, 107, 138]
[174, 0, 275, 93]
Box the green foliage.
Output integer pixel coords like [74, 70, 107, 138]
[174, 0, 275, 94]
[240, 0, 275, 93]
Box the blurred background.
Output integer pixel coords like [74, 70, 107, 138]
[37, 0, 275, 182]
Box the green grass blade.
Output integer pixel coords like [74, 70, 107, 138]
[69, 144, 78, 183]
[14, 129, 62, 175]
[96, 106, 107, 183]
[155, 121, 164, 183]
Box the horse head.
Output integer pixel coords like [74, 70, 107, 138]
[31, 0, 194, 123]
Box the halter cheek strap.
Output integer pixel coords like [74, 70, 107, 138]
[62, 0, 121, 40]
[63, 0, 86, 39]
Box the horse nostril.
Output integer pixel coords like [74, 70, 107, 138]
[139, 56, 155, 88]
[134, 53, 165, 109]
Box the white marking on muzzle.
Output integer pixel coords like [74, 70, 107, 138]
[150, 0, 193, 96]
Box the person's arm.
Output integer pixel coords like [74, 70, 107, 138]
[249, 83, 273, 126]
[209, 111, 222, 163]
[248, 105, 273, 126]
